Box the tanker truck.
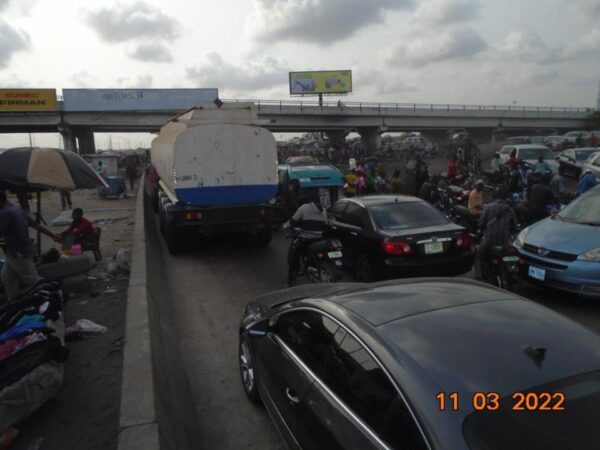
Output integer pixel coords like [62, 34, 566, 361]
[150, 103, 278, 254]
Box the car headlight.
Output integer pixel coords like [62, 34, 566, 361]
[578, 248, 600, 262]
[515, 228, 529, 247]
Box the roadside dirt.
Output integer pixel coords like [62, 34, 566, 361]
[6, 187, 137, 450]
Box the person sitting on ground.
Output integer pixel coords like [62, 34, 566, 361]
[576, 170, 597, 197]
[61, 208, 96, 245]
[529, 174, 556, 222]
[534, 155, 551, 176]
[490, 153, 502, 173]
[468, 180, 485, 216]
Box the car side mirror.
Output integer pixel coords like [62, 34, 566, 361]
[247, 318, 270, 337]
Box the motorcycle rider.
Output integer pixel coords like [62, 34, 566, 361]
[287, 190, 328, 284]
[475, 185, 518, 280]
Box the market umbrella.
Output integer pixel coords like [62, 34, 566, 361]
[0, 147, 108, 190]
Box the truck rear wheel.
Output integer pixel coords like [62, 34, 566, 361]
[165, 216, 185, 255]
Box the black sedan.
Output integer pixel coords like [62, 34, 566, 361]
[239, 279, 600, 450]
[325, 196, 473, 281]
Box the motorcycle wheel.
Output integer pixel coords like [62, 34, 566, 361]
[496, 267, 513, 291]
[316, 261, 337, 283]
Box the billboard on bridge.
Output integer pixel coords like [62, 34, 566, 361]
[62, 88, 219, 112]
[0, 89, 57, 111]
[289, 70, 352, 96]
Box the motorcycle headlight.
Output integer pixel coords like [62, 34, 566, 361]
[515, 228, 529, 247]
[578, 248, 600, 262]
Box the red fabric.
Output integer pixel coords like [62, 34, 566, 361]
[507, 156, 519, 169]
[64, 218, 95, 237]
[447, 160, 459, 177]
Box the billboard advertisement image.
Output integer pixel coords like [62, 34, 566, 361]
[289, 71, 352, 95]
[63, 88, 219, 112]
[0, 89, 57, 111]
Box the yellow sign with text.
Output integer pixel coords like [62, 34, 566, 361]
[0, 89, 57, 111]
[289, 71, 353, 95]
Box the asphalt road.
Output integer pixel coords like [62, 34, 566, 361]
[146, 214, 600, 449]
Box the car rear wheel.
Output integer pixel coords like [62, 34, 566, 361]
[354, 254, 374, 282]
[239, 333, 261, 404]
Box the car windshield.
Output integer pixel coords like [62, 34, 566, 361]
[559, 190, 600, 225]
[518, 148, 553, 160]
[576, 149, 599, 161]
[370, 202, 448, 231]
[500, 147, 513, 155]
[462, 371, 600, 450]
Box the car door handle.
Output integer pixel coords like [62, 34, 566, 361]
[350, 231, 358, 236]
[286, 387, 300, 405]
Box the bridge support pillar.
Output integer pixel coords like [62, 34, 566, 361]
[74, 128, 96, 155]
[325, 130, 350, 149]
[358, 126, 386, 154]
[60, 130, 78, 153]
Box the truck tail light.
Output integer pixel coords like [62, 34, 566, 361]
[382, 239, 414, 256]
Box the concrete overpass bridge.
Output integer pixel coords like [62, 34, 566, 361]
[0, 98, 593, 153]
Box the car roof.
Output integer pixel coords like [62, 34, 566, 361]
[339, 195, 423, 207]
[513, 144, 551, 150]
[314, 279, 600, 446]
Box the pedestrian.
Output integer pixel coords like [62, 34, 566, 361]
[59, 190, 72, 210]
[507, 149, 519, 170]
[534, 155, 551, 176]
[0, 190, 60, 302]
[126, 164, 138, 192]
[390, 169, 402, 194]
[576, 170, 597, 196]
[549, 172, 567, 196]
[490, 153, 502, 173]
[589, 133, 599, 147]
[447, 157, 459, 178]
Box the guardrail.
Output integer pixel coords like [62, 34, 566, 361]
[223, 98, 595, 114]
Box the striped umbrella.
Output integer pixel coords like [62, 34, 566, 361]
[0, 147, 108, 190]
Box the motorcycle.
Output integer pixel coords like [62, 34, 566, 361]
[476, 235, 520, 291]
[286, 228, 344, 284]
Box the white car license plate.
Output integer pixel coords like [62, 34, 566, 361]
[328, 251, 342, 259]
[528, 266, 546, 281]
[424, 242, 444, 255]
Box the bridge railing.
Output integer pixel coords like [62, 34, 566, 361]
[223, 98, 594, 114]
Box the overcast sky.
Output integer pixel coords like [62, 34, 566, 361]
[1, 0, 599, 148]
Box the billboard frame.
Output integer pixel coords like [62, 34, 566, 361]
[0, 88, 57, 112]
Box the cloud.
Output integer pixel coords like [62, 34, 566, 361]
[497, 30, 561, 65]
[388, 28, 487, 67]
[186, 52, 289, 94]
[70, 70, 100, 88]
[356, 70, 418, 96]
[413, 0, 482, 26]
[128, 42, 173, 63]
[246, 0, 415, 45]
[116, 74, 153, 88]
[85, 2, 180, 43]
[0, 0, 8, 10]
[550, 0, 600, 22]
[0, 20, 30, 68]
[563, 29, 600, 59]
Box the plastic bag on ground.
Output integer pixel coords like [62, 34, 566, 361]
[65, 319, 107, 340]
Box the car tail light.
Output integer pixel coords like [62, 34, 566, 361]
[455, 234, 472, 249]
[505, 245, 518, 256]
[185, 212, 201, 221]
[382, 239, 414, 256]
[329, 239, 343, 250]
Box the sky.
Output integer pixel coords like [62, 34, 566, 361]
[0, 0, 599, 148]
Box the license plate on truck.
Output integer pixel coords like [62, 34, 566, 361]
[424, 242, 444, 255]
[328, 251, 342, 259]
[528, 266, 546, 281]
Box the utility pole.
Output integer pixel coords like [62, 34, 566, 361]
[597, 78, 600, 111]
